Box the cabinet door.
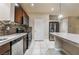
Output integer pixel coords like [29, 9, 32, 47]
[0, 43, 10, 55]
[15, 6, 23, 24]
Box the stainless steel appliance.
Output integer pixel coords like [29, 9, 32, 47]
[49, 22, 59, 41]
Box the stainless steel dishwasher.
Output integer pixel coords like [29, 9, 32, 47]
[11, 37, 23, 55]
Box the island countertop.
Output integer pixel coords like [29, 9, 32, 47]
[51, 32, 79, 45]
[0, 33, 27, 46]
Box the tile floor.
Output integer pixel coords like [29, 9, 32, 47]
[25, 40, 65, 55]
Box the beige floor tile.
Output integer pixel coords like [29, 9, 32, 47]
[25, 40, 65, 55]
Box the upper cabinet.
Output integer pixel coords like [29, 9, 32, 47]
[15, 6, 23, 24]
[15, 4, 29, 25]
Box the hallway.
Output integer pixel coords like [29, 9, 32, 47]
[25, 40, 65, 55]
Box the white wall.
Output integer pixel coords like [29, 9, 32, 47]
[10, 3, 15, 22]
[0, 3, 15, 21]
[0, 3, 10, 20]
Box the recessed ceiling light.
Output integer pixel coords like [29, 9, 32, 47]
[31, 3, 34, 6]
[51, 8, 54, 11]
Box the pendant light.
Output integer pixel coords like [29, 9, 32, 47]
[58, 3, 64, 19]
[31, 3, 34, 6]
[15, 3, 19, 7]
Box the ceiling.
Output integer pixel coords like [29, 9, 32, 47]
[21, 3, 79, 16]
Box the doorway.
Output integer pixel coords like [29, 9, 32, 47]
[34, 19, 46, 41]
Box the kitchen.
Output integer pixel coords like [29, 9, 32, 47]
[0, 3, 79, 55]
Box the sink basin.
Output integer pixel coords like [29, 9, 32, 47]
[0, 38, 7, 41]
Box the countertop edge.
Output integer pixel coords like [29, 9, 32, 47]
[0, 33, 27, 46]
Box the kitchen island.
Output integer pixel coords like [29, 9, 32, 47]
[51, 32, 79, 55]
[0, 33, 27, 55]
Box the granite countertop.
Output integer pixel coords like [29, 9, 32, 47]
[0, 33, 27, 46]
[51, 32, 79, 46]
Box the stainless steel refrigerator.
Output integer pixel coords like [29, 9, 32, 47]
[49, 22, 59, 41]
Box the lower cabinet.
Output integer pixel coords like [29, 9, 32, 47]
[0, 43, 11, 55]
[0, 35, 27, 55]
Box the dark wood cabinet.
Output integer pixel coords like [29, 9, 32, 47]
[15, 6, 23, 24]
[15, 4, 29, 25]
[0, 43, 11, 55]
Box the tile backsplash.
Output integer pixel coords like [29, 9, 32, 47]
[0, 25, 16, 36]
[0, 20, 30, 36]
[0, 21, 17, 36]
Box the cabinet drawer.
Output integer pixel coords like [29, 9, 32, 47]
[0, 43, 10, 55]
